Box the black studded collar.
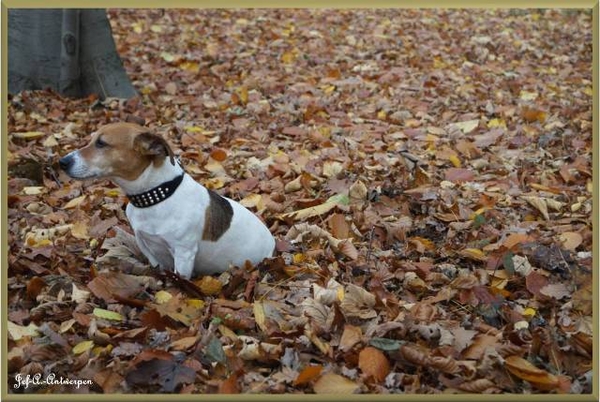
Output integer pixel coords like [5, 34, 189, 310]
[127, 174, 185, 208]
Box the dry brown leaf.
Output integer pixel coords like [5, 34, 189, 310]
[504, 355, 560, 390]
[313, 373, 359, 394]
[329, 213, 350, 239]
[169, 336, 198, 351]
[337, 239, 358, 260]
[253, 301, 267, 333]
[358, 347, 390, 382]
[429, 355, 460, 375]
[558, 231, 582, 251]
[458, 248, 487, 261]
[457, 378, 498, 393]
[522, 196, 549, 220]
[348, 180, 368, 201]
[293, 365, 323, 386]
[399, 344, 429, 366]
[339, 324, 363, 352]
[218, 372, 240, 394]
[503, 233, 533, 249]
[462, 334, 499, 360]
[539, 283, 570, 300]
[450, 274, 479, 290]
[210, 148, 227, 162]
[340, 284, 377, 319]
[195, 275, 223, 296]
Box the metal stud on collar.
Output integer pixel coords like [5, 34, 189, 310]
[127, 174, 184, 208]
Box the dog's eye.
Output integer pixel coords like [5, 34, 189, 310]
[95, 138, 109, 149]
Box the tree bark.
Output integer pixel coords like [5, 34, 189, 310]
[8, 9, 137, 99]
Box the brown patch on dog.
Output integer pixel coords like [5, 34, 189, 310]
[134, 131, 176, 166]
[202, 190, 233, 241]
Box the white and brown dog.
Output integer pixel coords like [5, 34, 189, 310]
[59, 122, 275, 279]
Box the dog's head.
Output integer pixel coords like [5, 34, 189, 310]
[59, 122, 175, 181]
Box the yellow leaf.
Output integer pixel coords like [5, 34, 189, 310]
[292, 253, 307, 264]
[72, 340, 95, 355]
[433, 56, 446, 69]
[253, 301, 267, 333]
[186, 299, 205, 309]
[377, 110, 387, 120]
[519, 90, 538, 101]
[105, 189, 122, 197]
[93, 344, 112, 356]
[239, 193, 263, 209]
[460, 248, 487, 261]
[155, 290, 173, 304]
[487, 118, 506, 128]
[93, 308, 124, 321]
[204, 177, 225, 190]
[12, 131, 45, 140]
[523, 307, 536, 317]
[448, 154, 461, 168]
[132, 21, 143, 34]
[236, 86, 248, 104]
[323, 85, 336, 94]
[160, 52, 175, 62]
[180, 60, 200, 73]
[196, 276, 222, 296]
[150, 24, 162, 33]
[281, 50, 296, 64]
[64, 195, 86, 209]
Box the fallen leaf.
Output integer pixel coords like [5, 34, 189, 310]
[539, 283, 570, 300]
[450, 119, 480, 134]
[504, 355, 560, 390]
[522, 196, 549, 220]
[358, 346, 390, 382]
[8, 321, 40, 340]
[93, 308, 124, 321]
[72, 340, 95, 354]
[294, 365, 323, 386]
[313, 373, 359, 394]
[558, 231, 582, 251]
[339, 325, 363, 352]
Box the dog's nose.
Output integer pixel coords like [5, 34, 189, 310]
[59, 155, 72, 171]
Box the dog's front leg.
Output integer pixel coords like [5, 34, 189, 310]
[134, 235, 161, 268]
[173, 246, 197, 279]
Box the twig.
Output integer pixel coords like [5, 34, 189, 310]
[366, 226, 375, 263]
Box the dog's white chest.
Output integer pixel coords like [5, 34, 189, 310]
[126, 175, 275, 278]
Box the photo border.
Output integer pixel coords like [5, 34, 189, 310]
[1, 1, 598, 401]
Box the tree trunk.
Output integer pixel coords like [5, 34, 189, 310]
[8, 9, 137, 99]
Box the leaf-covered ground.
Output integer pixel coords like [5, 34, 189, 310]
[6, 9, 594, 395]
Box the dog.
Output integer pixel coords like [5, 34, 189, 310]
[59, 122, 275, 279]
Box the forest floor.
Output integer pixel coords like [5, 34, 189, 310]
[6, 8, 594, 395]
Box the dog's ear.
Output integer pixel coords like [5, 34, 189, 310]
[134, 131, 176, 165]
